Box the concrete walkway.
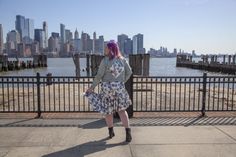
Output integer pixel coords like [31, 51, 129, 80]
[0, 117, 235, 157]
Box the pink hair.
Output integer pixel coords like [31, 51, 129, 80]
[106, 40, 122, 60]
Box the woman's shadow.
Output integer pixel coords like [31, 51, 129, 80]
[42, 137, 127, 157]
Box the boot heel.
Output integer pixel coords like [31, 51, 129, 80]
[126, 128, 132, 142]
[108, 127, 115, 138]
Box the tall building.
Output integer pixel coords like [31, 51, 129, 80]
[124, 38, 133, 56]
[51, 32, 59, 38]
[6, 30, 21, 51]
[0, 24, 3, 54]
[74, 28, 79, 39]
[48, 36, 60, 53]
[34, 29, 45, 51]
[98, 36, 104, 54]
[118, 34, 128, 54]
[15, 15, 34, 43]
[73, 38, 81, 52]
[65, 29, 72, 43]
[25, 18, 34, 43]
[93, 32, 96, 53]
[60, 24, 66, 44]
[132, 34, 144, 54]
[43, 21, 48, 48]
[81, 32, 92, 53]
[15, 15, 27, 41]
[31, 41, 39, 55]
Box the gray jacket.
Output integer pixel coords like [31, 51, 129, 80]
[91, 56, 132, 89]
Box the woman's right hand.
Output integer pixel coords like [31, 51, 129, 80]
[86, 87, 94, 94]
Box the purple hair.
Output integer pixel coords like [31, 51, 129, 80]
[106, 40, 122, 60]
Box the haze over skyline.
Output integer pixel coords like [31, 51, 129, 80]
[0, 0, 236, 54]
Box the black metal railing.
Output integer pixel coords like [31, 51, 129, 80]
[132, 73, 236, 115]
[0, 73, 236, 117]
[0, 73, 98, 117]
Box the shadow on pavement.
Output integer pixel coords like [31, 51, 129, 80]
[42, 137, 127, 157]
[0, 116, 235, 127]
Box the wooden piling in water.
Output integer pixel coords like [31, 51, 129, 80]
[232, 55, 236, 65]
[72, 53, 80, 77]
[86, 54, 90, 76]
[90, 54, 104, 76]
[143, 54, 150, 76]
[129, 54, 150, 76]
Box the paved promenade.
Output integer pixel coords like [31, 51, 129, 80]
[0, 113, 235, 157]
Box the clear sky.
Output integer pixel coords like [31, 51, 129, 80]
[0, 0, 236, 54]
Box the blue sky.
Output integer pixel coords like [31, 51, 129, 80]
[0, 0, 236, 54]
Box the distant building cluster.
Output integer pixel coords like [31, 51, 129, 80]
[148, 47, 198, 58]
[0, 15, 145, 58]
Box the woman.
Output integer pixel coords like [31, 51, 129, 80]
[85, 40, 132, 142]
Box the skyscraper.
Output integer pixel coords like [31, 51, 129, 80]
[60, 24, 66, 44]
[6, 30, 20, 50]
[15, 15, 34, 44]
[98, 36, 104, 54]
[124, 38, 133, 56]
[15, 15, 27, 42]
[118, 34, 128, 54]
[81, 32, 91, 53]
[74, 28, 79, 39]
[43, 21, 48, 48]
[25, 18, 34, 43]
[51, 32, 59, 38]
[65, 29, 72, 43]
[34, 29, 45, 51]
[132, 34, 144, 54]
[93, 32, 96, 53]
[0, 24, 3, 54]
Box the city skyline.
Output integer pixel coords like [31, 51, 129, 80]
[0, 0, 236, 54]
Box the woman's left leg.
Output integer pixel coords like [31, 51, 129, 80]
[117, 110, 130, 128]
[118, 110, 132, 142]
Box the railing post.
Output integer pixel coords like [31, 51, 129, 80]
[125, 73, 133, 118]
[36, 72, 41, 118]
[201, 72, 207, 117]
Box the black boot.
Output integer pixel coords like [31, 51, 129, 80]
[108, 127, 115, 138]
[125, 128, 132, 142]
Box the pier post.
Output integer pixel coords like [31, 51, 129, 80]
[215, 55, 218, 63]
[223, 55, 226, 64]
[228, 55, 232, 65]
[232, 55, 236, 65]
[143, 54, 150, 76]
[210, 55, 214, 63]
[205, 55, 209, 63]
[72, 53, 80, 77]
[91, 54, 96, 76]
[86, 54, 90, 76]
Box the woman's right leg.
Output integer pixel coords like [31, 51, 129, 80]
[105, 114, 115, 138]
[105, 114, 113, 128]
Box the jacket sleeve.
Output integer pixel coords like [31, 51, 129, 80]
[124, 58, 132, 82]
[90, 58, 106, 89]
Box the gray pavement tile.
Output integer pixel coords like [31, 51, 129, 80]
[131, 144, 236, 157]
[4, 146, 52, 157]
[0, 127, 36, 147]
[131, 126, 236, 144]
[215, 126, 236, 142]
[20, 127, 82, 147]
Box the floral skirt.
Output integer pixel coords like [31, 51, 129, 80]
[85, 82, 132, 115]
